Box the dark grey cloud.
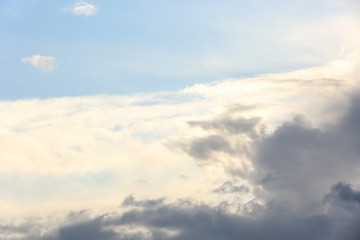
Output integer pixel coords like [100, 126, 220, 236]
[182, 95, 360, 209]
[56, 219, 116, 240]
[328, 182, 360, 204]
[323, 182, 360, 216]
[181, 115, 260, 162]
[0, 223, 30, 238]
[112, 201, 333, 240]
[188, 116, 260, 136]
[322, 182, 360, 240]
[213, 179, 249, 194]
[177, 94, 360, 239]
[40, 198, 333, 240]
[122, 194, 165, 208]
[41, 183, 357, 240]
[250, 96, 360, 209]
[181, 135, 234, 160]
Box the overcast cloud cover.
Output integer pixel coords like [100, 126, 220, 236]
[1, 0, 360, 240]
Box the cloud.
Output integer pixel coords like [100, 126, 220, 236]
[212, 179, 249, 194]
[21, 55, 58, 72]
[329, 182, 360, 204]
[181, 93, 360, 209]
[324, 182, 360, 214]
[122, 195, 165, 208]
[1, 60, 360, 239]
[182, 115, 260, 164]
[250, 95, 360, 207]
[0, 60, 357, 208]
[181, 135, 234, 160]
[19, 196, 337, 240]
[0, 196, 353, 240]
[72, 2, 97, 16]
[188, 116, 261, 137]
[56, 219, 116, 240]
[38, 94, 360, 240]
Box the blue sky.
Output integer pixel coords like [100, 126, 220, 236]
[1, 0, 356, 99]
[1, 1, 360, 239]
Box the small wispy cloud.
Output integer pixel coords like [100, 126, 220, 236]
[21, 55, 58, 72]
[72, 2, 97, 16]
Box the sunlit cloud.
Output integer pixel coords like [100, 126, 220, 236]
[1, 58, 360, 239]
[72, 2, 97, 16]
[3, 0, 360, 238]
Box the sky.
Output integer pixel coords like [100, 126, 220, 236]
[1, 0, 360, 240]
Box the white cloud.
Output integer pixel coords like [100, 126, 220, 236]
[72, 2, 97, 16]
[21, 55, 58, 72]
[4, 59, 359, 174]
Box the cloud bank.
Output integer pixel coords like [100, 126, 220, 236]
[36, 93, 359, 240]
[0, 59, 359, 239]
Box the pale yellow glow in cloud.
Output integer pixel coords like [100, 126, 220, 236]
[0, 59, 359, 219]
[2, 59, 358, 173]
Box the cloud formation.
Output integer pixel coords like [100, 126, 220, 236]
[0, 60, 359, 239]
[329, 182, 360, 204]
[35, 92, 359, 240]
[72, 2, 97, 16]
[42, 201, 331, 240]
[21, 55, 58, 72]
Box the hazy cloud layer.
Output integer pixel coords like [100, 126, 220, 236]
[21, 55, 58, 72]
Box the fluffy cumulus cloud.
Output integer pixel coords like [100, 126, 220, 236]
[1, 59, 360, 239]
[72, 2, 97, 16]
[21, 55, 58, 72]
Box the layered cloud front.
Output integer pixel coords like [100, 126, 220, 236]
[21, 55, 58, 72]
[0, 59, 359, 239]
